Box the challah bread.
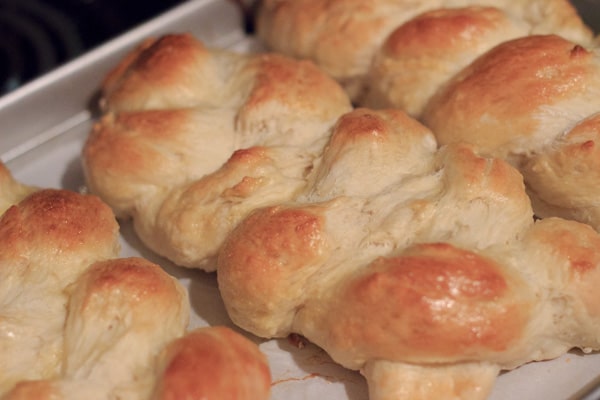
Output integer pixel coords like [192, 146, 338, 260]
[422, 34, 600, 229]
[1, 257, 189, 400]
[83, 33, 352, 271]
[0, 164, 271, 399]
[218, 108, 600, 399]
[256, 0, 594, 103]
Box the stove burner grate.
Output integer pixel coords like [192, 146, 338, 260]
[0, 0, 186, 95]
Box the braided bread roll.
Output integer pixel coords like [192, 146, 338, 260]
[256, 0, 593, 103]
[0, 188, 120, 395]
[0, 164, 271, 400]
[422, 34, 600, 230]
[82, 33, 352, 271]
[217, 108, 600, 400]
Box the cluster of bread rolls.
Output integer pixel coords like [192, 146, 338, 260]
[0, 163, 270, 400]
[79, 1, 600, 398]
[218, 108, 600, 400]
[256, 0, 600, 237]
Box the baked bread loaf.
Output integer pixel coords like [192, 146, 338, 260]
[422, 34, 600, 230]
[217, 108, 600, 400]
[256, 0, 594, 103]
[83, 33, 352, 271]
[0, 164, 271, 400]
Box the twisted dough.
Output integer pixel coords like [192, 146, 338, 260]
[217, 109, 600, 400]
[0, 164, 271, 400]
[422, 34, 600, 230]
[256, 0, 593, 103]
[83, 33, 352, 270]
[0, 180, 121, 395]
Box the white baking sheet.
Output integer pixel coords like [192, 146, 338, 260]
[1, 0, 599, 398]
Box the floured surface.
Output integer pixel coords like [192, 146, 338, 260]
[2, 0, 600, 398]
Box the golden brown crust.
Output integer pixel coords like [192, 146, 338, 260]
[303, 108, 437, 200]
[101, 34, 216, 111]
[238, 54, 351, 129]
[323, 243, 531, 365]
[364, 6, 529, 117]
[60, 257, 190, 397]
[152, 327, 271, 400]
[521, 218, 600, 325]
[2, 381, 58, 400]
[0, 189, 120, 267]
[424, 35, 597, 156]
[218, 204, 330, 336]
[0, 166, 270, 400]
[83, 109, 235, 218]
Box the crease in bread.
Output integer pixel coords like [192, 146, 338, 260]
[217, 108, 600, 400]
[0, 162, 271, 400]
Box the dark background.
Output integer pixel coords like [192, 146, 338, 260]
[0, 0, 188, 95]
[574, 0, 600, 35]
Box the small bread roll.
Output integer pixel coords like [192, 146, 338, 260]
[83, 33, 352, 270]
[151, 326, 271, 400]
[0, 163, 271, 400]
